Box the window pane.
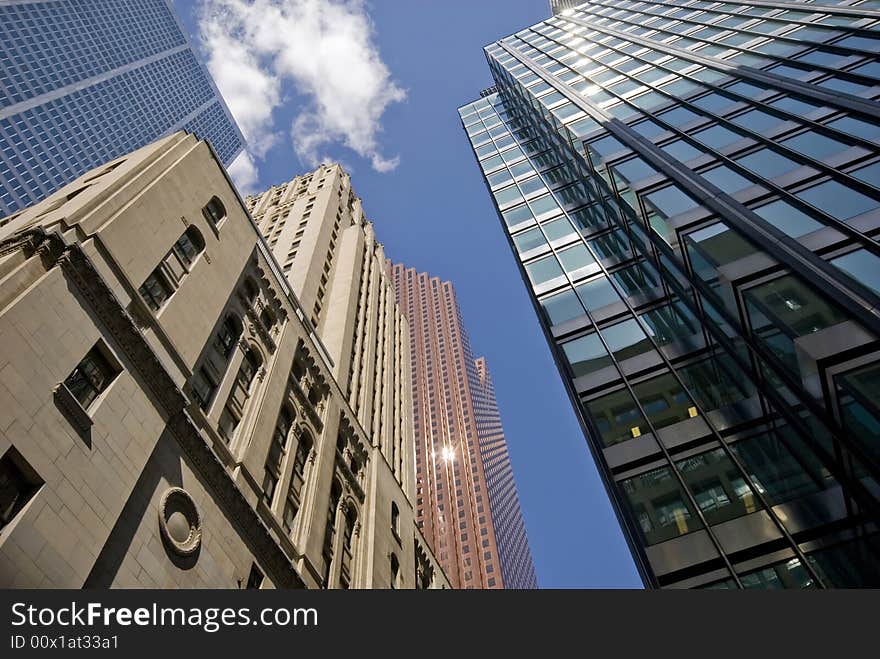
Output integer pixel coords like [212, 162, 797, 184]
[603, 317, 653, 362]
[752, 199, 824, 237]
[676, 448, 762, 525]
[620, 466, 703, 544]
[795, 181, 880, 221]
[633, 371, 695, 430]
[513, 228, 546, 253]
[575, 276, 622, 311]
[831, 249, 880, 296]
[562, 333, 612, 378]
[541, 288, 586, 325]
[586, 386, 646, 447]
[525, 255, 564, 286]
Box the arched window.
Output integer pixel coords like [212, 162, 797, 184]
[202, 196, 226, 226]
[283, 430, 312, 533]
[218, 347, 262, 442]
[262, 406, 294, 505]
[214, 314, 242, 359]
[390, 553, 400, 589]
[173, 226, 205, 267]
[236, 347, 261, 392]
[259, 308, 275, 331]
[391, 502, 400, 539]
[322, 481, 343, 587]
[340, 507, 357, 589]
[243, 278, 258, 305]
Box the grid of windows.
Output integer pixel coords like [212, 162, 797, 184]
[462, 0, 880, 589]
[0, 0, 244, 216]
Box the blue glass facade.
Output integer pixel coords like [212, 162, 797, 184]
[0, 0, 245, 216]
[462, 0, 880, 588]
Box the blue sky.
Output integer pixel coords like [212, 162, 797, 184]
[173, 0, 642, 589]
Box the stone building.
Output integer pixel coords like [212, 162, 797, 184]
[0, 132, 447, 589]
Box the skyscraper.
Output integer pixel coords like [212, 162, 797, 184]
[0, 0, 245, 216]
[0, 132, 447, 589]
[461, 0, 880, 588]
[389, 264, 537, 589]
[246, 166, 413, 496]
[472, 357, 538, 589]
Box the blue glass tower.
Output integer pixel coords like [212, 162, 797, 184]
[462, 0, 880, 588]
[0, 0, 245, 216]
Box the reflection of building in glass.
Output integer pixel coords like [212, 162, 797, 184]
[389, 264, 537, 589]
[461, 0, 880, 588]
[0, 0, 245, 216]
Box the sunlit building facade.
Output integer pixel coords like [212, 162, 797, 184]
[0, 0, 245, 216]
[461, 0, 880, 588]
[389, 265, 536, 588]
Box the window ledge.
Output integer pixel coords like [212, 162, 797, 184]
[53, 382, 93, 434]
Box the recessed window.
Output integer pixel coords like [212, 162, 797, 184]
[172, 226, 205, 268]
[138, 270, 173, 311]
[0, 448, 42, 531]
[64, 343, 120, 410]
[202, 196, 226, 226]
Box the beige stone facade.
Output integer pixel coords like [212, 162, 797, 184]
[0, 132, 447, 590]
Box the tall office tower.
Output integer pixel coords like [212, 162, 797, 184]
[461, 0, 880, 588]
[0, 132, 447, 590]
[0, 0, 245, 216]
[389, 264, 537, 589]
[472, 357, 538, 589]
[246, 166, 414, 502]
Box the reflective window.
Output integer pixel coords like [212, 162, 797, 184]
[502, 204, 534, 228]
[575, 276, 622, 311]
[731, 431, 830, 506]
[587, 386, 647, 447]
[660, 139, 704, 162]
[641, 301, 701, 347]
[644, 185, 699, 218]
[525, 254, 564, 286]
[562, 333, 611, 378]
[678, 354, 754, 414]
[734, 149, 801, 179]
[676, 448, 761, 525]
[744, 275, 848, 376]
[620, 466, 702, 545]
[529, 193, 564, 220]
[701, 165, 754, 193]
[558, 244, 596, 275]
[541, 288, 586, 325]
[613, 260, 661, 296]
[780, 132, 850, 161]
[692, 124, 742, 149]
[729, 108, 783, 134]
[513, 227, 546, 254]
[835, 362, 880, 466]
[543, 217, 577, 242]
[795, 180, 880, 221]
[633, 371, 695, 430]
[831, 249, 880, 296]
[825, 115, 880, 142]
[604, 317, 653, 363]
[752, 199, 824, 237]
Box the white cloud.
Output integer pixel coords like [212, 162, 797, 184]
[227, 151, 260, 194]
[198, 0, 405, 175]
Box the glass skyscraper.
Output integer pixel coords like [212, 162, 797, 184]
[461, 0, 880, 588]
[0, 0, 245, 216]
